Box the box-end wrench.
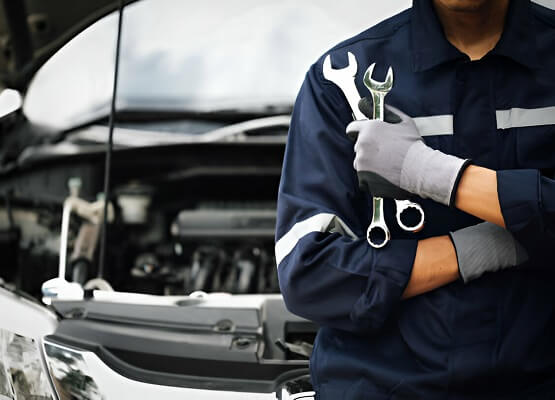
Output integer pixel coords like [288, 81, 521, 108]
[323, 53, 390, 248]
[363, 64, 425, 235]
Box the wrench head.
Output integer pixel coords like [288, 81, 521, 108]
[363, 63, 393, 93]
[367, 221, 391, 248]
[323, 51, 358, 82]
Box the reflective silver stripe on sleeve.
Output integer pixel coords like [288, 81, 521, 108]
[275, 213, 358, 266]
[496, 106, 555, 130]
[532, 0, 555, 10]
[413, 115, 454, 136]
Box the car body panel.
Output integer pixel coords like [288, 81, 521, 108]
[0, 0, 138, 90]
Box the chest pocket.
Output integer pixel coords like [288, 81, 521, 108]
[516, 124, 555, 170]
[497, 106, 555, 170]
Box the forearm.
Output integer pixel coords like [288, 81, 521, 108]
[455, 167, 555, 261]
[455, 165, 506, 227]
[403, 235, 459, 299]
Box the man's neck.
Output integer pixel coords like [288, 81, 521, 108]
[433, 0, 510, 61]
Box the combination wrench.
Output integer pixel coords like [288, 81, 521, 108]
[363, 63, 425, 237]
[322, 52, 425, 248]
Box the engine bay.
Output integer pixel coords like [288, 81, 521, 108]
[0, 133, 286, 300]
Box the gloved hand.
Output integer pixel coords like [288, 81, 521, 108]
[346, 103, 470, 206]
[348, 98, 412, 199]
[451, 222, 528, 283]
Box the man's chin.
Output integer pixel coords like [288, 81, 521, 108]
[434, 0, 491, 12]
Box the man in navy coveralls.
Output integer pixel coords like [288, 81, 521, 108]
[276, 0, 555, 398]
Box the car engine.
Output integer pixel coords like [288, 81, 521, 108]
[0, 130, 286, 300]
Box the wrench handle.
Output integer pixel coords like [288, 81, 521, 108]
[370, 196, 384, 222]
[344, 84, 367, 121]
[371, 91, 386, 121]
[367, 197, 390, 248]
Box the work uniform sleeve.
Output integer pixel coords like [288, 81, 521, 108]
[275, 61, 417, 334]
[497, 170, 555, 255]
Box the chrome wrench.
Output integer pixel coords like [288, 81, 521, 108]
[323, 53, 389, 248]
[323, 54, 425, 248]
[363, 63, 425, 235]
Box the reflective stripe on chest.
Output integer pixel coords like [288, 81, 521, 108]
[413, 106, 555, 137]
[496, 106, 555, 130]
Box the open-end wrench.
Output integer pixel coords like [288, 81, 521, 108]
[323, 53, 367, 121]
[323, 53, 390, 248]
[363, 64, 425, 235]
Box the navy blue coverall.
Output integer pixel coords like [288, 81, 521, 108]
[275, 1, 555, 398]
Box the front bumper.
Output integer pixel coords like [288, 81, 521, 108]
[1, 287, 316, 399]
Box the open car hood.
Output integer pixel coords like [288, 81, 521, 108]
[0, 0, 136, 90]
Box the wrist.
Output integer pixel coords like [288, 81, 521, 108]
[447, 232, 464, 282]
[403, 235, 459, 299]
[448, 159, 473, 207]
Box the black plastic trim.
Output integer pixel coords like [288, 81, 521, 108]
[45, 334, 308, 393]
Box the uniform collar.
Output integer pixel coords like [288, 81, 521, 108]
[491, 0, 539, 69]
[411, 0, 538, 72]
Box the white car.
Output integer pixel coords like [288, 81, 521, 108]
[0, 1, 409, 399]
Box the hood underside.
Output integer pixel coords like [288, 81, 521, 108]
[0, 0, 136, 91]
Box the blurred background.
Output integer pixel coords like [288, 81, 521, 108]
[0, 2, 554, 400]
[23, 0, 413, 131]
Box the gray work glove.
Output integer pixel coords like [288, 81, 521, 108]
[346, 106, 470, 206]
[451, 222, 529, 283]
[347, 98, 412, 199]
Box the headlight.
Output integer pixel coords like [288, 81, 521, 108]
[43, 341, 101, 400]
[0, 328, 55, 400]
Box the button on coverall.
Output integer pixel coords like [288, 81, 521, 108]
[275, 1, 555, 398]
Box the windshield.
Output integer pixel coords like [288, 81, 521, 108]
[23, 0, 410, 131]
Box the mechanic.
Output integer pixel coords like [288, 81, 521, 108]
[275, 0, 555, 398]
